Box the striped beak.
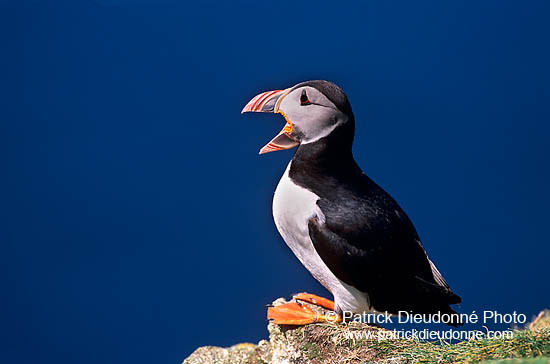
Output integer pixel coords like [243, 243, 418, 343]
[241, 88, 299, 154]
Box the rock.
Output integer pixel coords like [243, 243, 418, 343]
[529, 310, 550, 331]
[183, 297, 383, 364]
[182, 343, 257, 364]
[183, 299, 550, 364]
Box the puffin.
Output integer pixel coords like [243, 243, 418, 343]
[242, 80, 462, 326]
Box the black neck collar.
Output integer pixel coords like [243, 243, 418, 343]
[292, 120, 355, 169]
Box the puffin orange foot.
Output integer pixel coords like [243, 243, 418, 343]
[267, 301, 341, 325]
[293, 292, 335, 311]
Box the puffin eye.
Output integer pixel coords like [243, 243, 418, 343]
[300, 90, 311, 106]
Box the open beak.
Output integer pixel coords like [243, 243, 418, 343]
[241, 88, 299, 154]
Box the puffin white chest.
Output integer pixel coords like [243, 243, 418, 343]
[272, 163, 333, 291]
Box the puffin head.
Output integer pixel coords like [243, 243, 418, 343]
[242, 80, 354, 154]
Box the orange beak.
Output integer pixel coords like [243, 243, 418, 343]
[241, 88, 299, 154]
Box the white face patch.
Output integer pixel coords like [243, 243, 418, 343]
[278, 86, 349, 144]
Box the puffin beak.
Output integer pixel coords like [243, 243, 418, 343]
[241, 88, 299, 154]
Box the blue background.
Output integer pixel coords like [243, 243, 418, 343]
[2, 0, 549, 363]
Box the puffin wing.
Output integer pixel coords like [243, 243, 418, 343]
[307, 193, 461, 315]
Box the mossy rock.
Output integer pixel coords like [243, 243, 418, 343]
[183, 300, 550, 364]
